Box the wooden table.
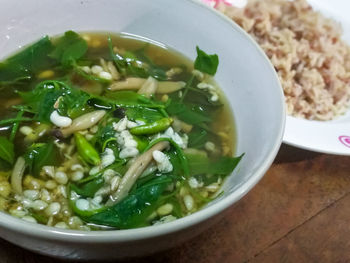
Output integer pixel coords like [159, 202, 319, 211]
[1, 144, 349, 263]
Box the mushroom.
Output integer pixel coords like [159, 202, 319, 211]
[11, 157, 26, 194]
[106, 141, 169, 206]
[60, 110, 106, 137]
[109, 77, 185, 94]
[137, 76, 158, 98]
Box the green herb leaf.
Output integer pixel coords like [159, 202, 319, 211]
[108, 36, 126, 74]
[94, 123, 116, 150]
[86, 176, 172, 229]
[0, 36, 54, 83]
[108, 37, 168, 80]
[24, 142, 57, 176]
[19, 80, 65, 122]
[49, 31, 88, 67]
[166, 100, 211, 124]
[186, 87, 222, 107]
[57, 86, 92, 119]
[194, 46, 219, 75]
[70, 176, 104, 198]
[132, 48, 168, 80]
[0, 136, 14, 164]
[188, 128, 208, 148]
[125, 107, 164, 123]
[19, 80, 92, 122]
[185, 151, 244, 176]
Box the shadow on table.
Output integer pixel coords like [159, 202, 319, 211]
[274, 144, 322, 164]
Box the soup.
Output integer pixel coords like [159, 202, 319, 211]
[0, 31, 242, 230]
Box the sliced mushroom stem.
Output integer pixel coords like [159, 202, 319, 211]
[109, 77, 185, 94]
[61, 110, 106, 138]
[172, 117, 193, 133]
[11, 157, 26, 194]
[106, 141, 169, 206]
[109, 78, 146, 91]
[157, 81, 186, 94]
[107, 61, 120, 80]
[137, 76, 158, 98]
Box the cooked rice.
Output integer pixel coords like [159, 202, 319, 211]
[218, 0, 350, 120]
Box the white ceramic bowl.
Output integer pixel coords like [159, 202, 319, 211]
[0, 0, 285, 260]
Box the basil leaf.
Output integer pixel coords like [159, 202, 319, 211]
[188, 128, 208, 148]
[20, 80, 92, 122]
[57, 86, 92, 119]
[194, 46, 219, 75]
[37, 89, 63, 122]
[86, 176, 172, 229]
[185, 151, 244, 176]
[108, 36, 126, 74]
[0, 36, 54, 83]
[24, 142, 57, 176]
[19, 80, 65, 122]
[93, 123, 116, 150]
[132, 48, 168, 80]
[49, 31, 88, 67]
[125, 107, 163, 123]
[166, 101, 211, 124]
[70, 176, 104, 198]
[107, 37, 167, 80]
[0, 136, 14, 164]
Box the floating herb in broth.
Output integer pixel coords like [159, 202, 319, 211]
[0, 31, 242, 230]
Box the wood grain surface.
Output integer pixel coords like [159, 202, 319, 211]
[1, 144, 350, 263]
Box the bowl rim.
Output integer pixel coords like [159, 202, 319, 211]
[0, 0, 286, 243]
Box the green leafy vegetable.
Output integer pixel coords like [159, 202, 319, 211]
[49, 31, 88, 67]
[0, 117, 35, 126]
[108, 37, 168, 80]
[185, 151, 244, 176]
[10, 110, 24, 141]
[194, 46, 219, 75]
[19, 80, 65, 122]
[0, 136, 14, 164]
[108, 36, 126, 74]
[132, 48, 168, 80]
[188, 128, 208, 148]
[57, 85, 91, 118]
[69, 192, 105, 218]
[186, 87, 222, 107]
[19, 80, 92, 122]
[24, 142, 57, 176]
[125, 107, 164, 123]
[85, 176, 173, 229]
[179, 75, 194, 102]
[0, 36, 54, 83]
[70, 176, 104, 198]
[166, 100, 211, 125]
[30, 211, 48, 224]
[93, 123, 116, 151]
